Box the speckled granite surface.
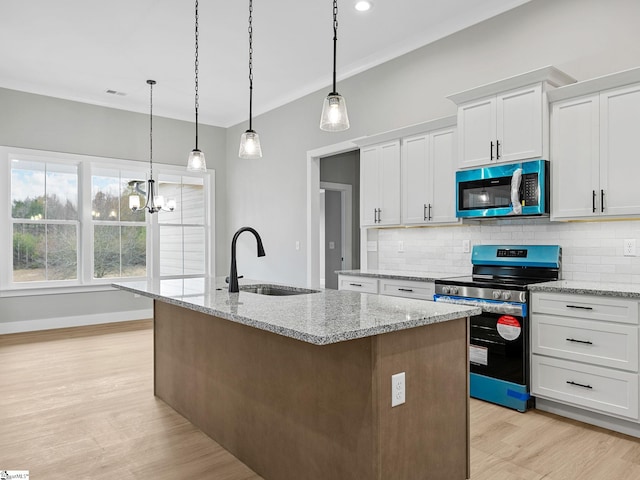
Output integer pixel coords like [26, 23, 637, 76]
[529, 280, 640, 299]
[113, 278, 480, 345]
[337, 269, 461, 282]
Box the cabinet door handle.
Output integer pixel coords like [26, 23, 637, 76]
[566, 304, 593, 310]
[566, 380, 593, 390]
[566, 338, 593, 345]
[349, 283, 363, 287]
[428, 203, 432, 221]
[423, 204, 427, 221]
[592, 190, 596, 213]
[496, 140, 501, 160]
[490, 141, 494, 160]
[378, 208, 382, 223]
[398, 288, 414, 292]
[601, 189, 605, 213]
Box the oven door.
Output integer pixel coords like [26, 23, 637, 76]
[434, 295, 527, 384]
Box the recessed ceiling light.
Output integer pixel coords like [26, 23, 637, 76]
[354, 1, 372, 12]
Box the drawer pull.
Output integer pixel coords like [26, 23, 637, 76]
[566, 338, 593, 345]
[566, 305, 594, 310]
[398, 288, 414, 292]
[349, 283, 363, 287]
[566, 380, 593, 390]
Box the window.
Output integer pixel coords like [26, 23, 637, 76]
[1, 147, 211, 293]
[11, 160, 79, 283]
[91, 167, 147, 279]
[157, 174, 206, 278]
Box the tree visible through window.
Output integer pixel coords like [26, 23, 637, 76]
[5, 149, 210, 289]
[92, 168, 146, 279]
[11, 160, 78, 282]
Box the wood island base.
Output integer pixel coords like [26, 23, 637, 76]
[154, 300, 470, 480]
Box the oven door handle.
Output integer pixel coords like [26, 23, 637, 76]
[434, 295, 525, 316]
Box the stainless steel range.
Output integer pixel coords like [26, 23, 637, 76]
[434, 245, 561, 412]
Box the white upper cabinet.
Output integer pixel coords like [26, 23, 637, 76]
[457, 97, 496, 167]
[550, 94, 600, 219]
[448, 66, 575, 169]
[497, 84, 544, 163]
[360, 140, 401, 227]
[549, 68, 640, 220]
[600, 83, 640, 216]
[402, 126, 458, 225]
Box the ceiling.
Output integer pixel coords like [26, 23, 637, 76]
[0, 0, 531, 128]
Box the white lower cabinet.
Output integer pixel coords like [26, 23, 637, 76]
[338, 275, 434, 301]
[338, 275, 378, 294]
[378, 278, 434, 300]
[532, 355, 638, 420]
[531, 292, 640, 425]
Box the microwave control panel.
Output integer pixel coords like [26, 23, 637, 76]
[521, 173, 539, 205]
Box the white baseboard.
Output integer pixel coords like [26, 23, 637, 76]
[0, 309, 153, 334]
[536, 397, 640, 438]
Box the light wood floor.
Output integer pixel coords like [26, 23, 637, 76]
[2, 321, 640, 479]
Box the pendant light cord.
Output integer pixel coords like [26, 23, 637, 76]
[194, 0, 200, 149]
[248, 0, 254, 131]
[332, 0, 338, 94]
[148, 80, 154, 179]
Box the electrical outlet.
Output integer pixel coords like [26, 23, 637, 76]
[391, 372, 406, 407]
[398, 240, 404, 253]
[462, 240, 470, 253]
[624, 239, 636, 257]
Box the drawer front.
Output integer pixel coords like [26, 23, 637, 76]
[532, 292, 639, 325]
[532, 314, 639, 371]
[532, 355, 639, 420]
[338, 276, 378, 294]
[378, 279, 434, 300]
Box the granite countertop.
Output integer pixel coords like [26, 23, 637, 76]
[112, 278, 480, 345]
[529, 280, 640, 299]
[337, 269, 464, 282]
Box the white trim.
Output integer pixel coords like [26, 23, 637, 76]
[352, 116, 456, 147]
[306, 140, 359, 288]
[0, 308, 153, 334]
[446, 66, 576, 105]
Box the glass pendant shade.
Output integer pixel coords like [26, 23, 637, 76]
[320, 93, 350, 131]
[239, 130, 263, 159]
[129, 195, 141, 211]
[187, 149, 207, 172]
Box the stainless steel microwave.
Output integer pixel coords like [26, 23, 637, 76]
[456, 160, 549, 218]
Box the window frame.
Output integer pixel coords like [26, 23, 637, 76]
[0, 146, 213, 297]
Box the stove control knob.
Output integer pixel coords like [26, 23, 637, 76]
[442, 286, 451, 295]
[450, 286, 459, 295]
[502, 291, 512, 301]
[493, 290, 502, 300]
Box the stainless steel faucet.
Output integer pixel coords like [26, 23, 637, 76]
[228, 227, 266, 293]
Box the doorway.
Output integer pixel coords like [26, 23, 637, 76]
[319, 151, 360, 289]
[319, 183, 353, 288]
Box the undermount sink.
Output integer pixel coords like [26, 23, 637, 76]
[239, 284, 320, 296]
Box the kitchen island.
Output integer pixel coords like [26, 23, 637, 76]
[113, 278, 480, 480]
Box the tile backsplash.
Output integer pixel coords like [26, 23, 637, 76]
[374, 218, 640, 283]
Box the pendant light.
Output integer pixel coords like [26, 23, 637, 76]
[320, 0, 350, 131]
[129, 80, 176, 214]
[187, 0, 207, 172]
[238, 0, 263, 159]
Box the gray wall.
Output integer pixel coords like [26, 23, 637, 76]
[320, 150, 360, 271]
[0, 87, 227, 327]
[225, 0, 640, 287]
